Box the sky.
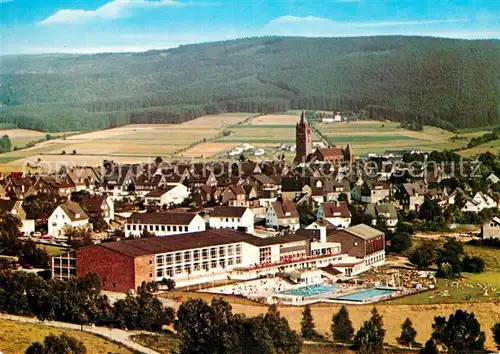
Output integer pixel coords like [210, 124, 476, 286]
[1, 0, 498, 55]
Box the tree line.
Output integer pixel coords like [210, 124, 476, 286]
[2, 36, 498, 132]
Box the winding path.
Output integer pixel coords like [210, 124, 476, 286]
[0, 314, 160, 354]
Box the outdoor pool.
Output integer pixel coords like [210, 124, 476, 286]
[334, 288, 395, 302]
[281, 284, 338, 297]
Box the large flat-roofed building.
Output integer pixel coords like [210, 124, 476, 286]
[52, 229, 356, 292]
[124, 211, 206, 237]
[327, 223, 385, 275]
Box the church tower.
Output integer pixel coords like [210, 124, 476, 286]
[294, 111, 312, 164]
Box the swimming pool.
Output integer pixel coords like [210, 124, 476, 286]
[334, 288, 395, 302]
[281, 284, 338, 297]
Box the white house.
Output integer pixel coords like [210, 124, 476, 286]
[265, 199, 300, 231]
[316, 202, 351, 229]
[125, 211, 206, 238]
[209, 206, 255, 233]
[462, 192, 497, 213]
[486, 173, 500, 185]
[144, 184, 190, 206]
[0, 200, 35, 235]
[48, 202, 90, 237]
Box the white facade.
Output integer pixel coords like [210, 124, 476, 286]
[265, 206, 300, 231]
[145, 184, 190, 206]
[209, 208, 255, 233]
[462, 192, 497, 213]
[124, 214, 206, 238]
[48, 206, 89, 237]
[316, 207, 351, 229]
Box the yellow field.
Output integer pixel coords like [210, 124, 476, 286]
[180, 142, 240, 158]
[0, 113, 491, 172]
[0, 129, 75, 149]
[316, 121, 486, 155]
[458, 139, 500, 157]
[251, 114, 300, 125]
[0, 319, 133, 354]
[229, 302, 500, 350]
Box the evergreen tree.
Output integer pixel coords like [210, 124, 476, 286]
[300, 305, 316, 339]
[397, 317, 417, 347]
[419, 339, 439, 354]
[354, 307, 385, 354]
[331, 305, 354, 343]
[431, 310, 485, 354]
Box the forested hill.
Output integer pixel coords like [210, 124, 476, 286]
[1, 36, 499, 132]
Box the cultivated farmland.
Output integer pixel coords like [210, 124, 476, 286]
[0, 112, 489, 172]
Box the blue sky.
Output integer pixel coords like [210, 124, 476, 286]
[1, 0, 498, 54]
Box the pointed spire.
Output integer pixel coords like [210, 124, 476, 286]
[300, 110, 306, 125]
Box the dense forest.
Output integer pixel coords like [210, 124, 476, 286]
[0, 36, 499, 132]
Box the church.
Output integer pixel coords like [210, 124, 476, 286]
[294, 111, 353, 164]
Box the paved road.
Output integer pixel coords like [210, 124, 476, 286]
[0, 314, 160, 354]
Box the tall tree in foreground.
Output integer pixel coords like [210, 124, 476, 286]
[419, 338, 439, 354]
[264, 304, 302, 354]
[354, 307, 386, 354]
[431, 309, 485, 354]
[492, 323, 500, 350]
[331, 305, 355, 344]
[397, 317, 417, 347]
[301, 305, 316, 339]
[26, 334, 86, 354]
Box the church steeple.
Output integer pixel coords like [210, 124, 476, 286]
[299, 110, 306, 125]
[294, 110, 312, 164]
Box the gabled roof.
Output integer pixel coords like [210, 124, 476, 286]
[210, 206, 248, 218]
[375, 203, 398, 219]
[0, 199, 17, 213]
[127, 211, 198, 225]
[271, 199, 299, 219]
[344, 223, 384, 240]
[320, 202, 351, 218]
[402, 182, 425, 197]
[145, 185, 177, 198]
[59, 202, 89, 222]
[249, 174, 276, 185]
[80, 195, 107, 213]
[316, 147, 344, 157]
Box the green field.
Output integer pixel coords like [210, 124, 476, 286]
[36, 244, 69, 256]
[0, 319, 132, 354]
[390, 243, 500, 305]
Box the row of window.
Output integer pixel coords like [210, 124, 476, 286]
[53, 259, 76, 267]
[213, 217, 241, 223]
[156, 257, 242, 278]
[365, 253, 384, 266]
[127, 224, 189, 232]
[156, 244, 242, 265]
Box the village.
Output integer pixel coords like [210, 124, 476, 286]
[0, 112, 497, 310]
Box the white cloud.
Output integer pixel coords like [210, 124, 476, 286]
[267, 15, 464, 29]
[39, 0, 180, 25]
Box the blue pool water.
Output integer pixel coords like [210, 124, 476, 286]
[281, 284, 338, 297]
[334, 288, 395, 302]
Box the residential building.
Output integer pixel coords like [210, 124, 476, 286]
[266, 199, 300, 231]
[482, 217, 500, 240]
[360, 180, 391, 204]
[209, 206, 255, 233]
[364, 203, 398, 230]
[399, 182, 425, 211]
[124, 211, 205, 238]
[221, 185, 247, 206]
[0, 199, 35, 235]
[80, 195, 114, 223]
[316, 202, 351, 228]
[144, 184, 190, 206]
[48, 202, 90, 237]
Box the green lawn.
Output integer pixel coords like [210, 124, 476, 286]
[36, 244, 69, 256]
[389, 242, 500, 305]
